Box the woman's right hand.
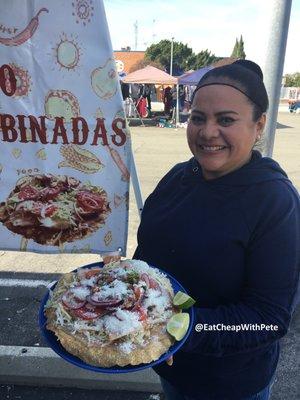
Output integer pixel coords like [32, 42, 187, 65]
[102, 252, 121, 265]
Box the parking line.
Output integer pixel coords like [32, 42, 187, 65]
[0, 278, 52, 288]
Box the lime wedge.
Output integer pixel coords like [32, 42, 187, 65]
[167, 313, 190, 341]
[173, 291, 196, 309]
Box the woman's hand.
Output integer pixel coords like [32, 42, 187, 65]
[166, 355, 173, 366]
[102, 252, 121, 265]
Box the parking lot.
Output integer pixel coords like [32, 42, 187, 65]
[0, 112, 299, 399]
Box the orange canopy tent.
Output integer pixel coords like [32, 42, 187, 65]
[122, 65, 178, 85]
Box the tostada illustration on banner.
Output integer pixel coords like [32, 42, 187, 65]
[0, 0, 131, 255]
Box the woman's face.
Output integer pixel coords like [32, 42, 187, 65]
[187, 84, 266, 180]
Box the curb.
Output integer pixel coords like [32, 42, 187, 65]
[0, 346, 162, 392]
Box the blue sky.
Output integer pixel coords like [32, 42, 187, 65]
[104, 0, 300, 74]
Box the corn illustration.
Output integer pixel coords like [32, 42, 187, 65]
[104, 231, 112, 246]
[59, 144, 104, 174]
[36, 148, 47, 160]
[12, 148, 22, 159]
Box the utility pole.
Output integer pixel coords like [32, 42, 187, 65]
[170, 37, 174, 76]
[262, 0, 292, 157]
[134, 20, 138, 50]
[152, 19, 156, 43]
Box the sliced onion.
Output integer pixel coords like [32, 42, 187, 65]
[140, 273, 150, 288]
[148, 276, 160, 290]
[86, 294, 122, 307]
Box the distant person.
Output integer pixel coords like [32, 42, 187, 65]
[134, 60, 300, 400]
[139, 84, 152, 114]
[171, 85, 185, 114]
[163, 86, 172, 116]
[130, 83, 140, 102]
[120, 82, 130, 100]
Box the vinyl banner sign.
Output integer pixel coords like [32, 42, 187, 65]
[0, 0, 130, 255]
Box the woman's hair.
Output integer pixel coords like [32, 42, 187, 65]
[192, 60, 269, 122]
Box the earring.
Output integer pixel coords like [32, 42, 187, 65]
[256, 135, 261, 142]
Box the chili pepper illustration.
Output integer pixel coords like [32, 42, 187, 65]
[0, 8, 48, 47]
[107, 145, 130, 182]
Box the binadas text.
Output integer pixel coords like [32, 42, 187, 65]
[0, 114, 127, 147]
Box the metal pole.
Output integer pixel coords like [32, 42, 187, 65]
[176, 84, 179, 126]
[130, 152, 144, 217]
[262, 0, 292, 157]
[170, 37, 174, 76]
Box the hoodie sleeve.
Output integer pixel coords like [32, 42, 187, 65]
[181, 180, 300, 357]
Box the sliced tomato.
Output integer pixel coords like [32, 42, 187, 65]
[44, 204, 58, 217]
[18, 185, 39, 201]
[85, 268, 102, 279]
[62, 290, 86, 310]
[76, 191, 106, 213]
[133, 286, 142, 302]
[72, 306, 107, 320]
[134, 305, 147, 321]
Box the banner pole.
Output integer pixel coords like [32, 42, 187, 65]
[130, 153, 144, 218]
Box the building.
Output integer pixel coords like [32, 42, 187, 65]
[113, 49, 145, 75]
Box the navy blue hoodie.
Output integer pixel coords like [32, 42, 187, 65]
[133, 150, 300, 400]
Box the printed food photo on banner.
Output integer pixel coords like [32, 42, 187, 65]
[0, 0, 131, 254]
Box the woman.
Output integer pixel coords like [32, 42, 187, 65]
[133, 60, 300, 400]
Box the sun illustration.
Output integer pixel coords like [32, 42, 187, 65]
[72, 0, 94, 26]
[53, 33, 82, 72]
[8, 63, 31, 97]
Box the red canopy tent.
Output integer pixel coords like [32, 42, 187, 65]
[122, 65, 177, 85]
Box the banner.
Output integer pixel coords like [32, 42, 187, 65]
[0, 0, 131, 255]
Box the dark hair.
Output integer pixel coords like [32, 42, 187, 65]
[192, 60, 269, 121]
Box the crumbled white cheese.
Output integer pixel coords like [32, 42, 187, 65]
[123, 259, 168, 282]
[55, 304, 71, 326]
[80, 276, 98, 287]
[103, 309, 141, 336]
[72, 318, 104, 333]
[119, 341, 134, 354]
[39, 217, 56, 227]
[70, 286, 90, 300]
[143, 288, 169, 314]
[95, 279, 129, 300]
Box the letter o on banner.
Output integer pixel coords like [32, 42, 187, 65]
[0, 64, 17, 96]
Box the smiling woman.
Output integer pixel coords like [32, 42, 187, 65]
[133, 60, 300, 400]
[187, 60, 268, 181]
[187, 85, 266, 180]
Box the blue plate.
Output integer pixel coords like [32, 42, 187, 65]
[39, 261, 195, 373]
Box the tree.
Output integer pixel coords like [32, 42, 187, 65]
[284, 73, 300, 87]
[231, 35, 246, 59]
[231, 38, 239, 58]
[238, 35, 246, 59]
[145, 39, 193, 74]
[186, 50, 219, 70]
[129, 58, 163, 73]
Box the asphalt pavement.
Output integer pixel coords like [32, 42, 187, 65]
[0, 385, 163, 400]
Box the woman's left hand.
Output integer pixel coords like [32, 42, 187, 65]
[166, 356, 173, 366]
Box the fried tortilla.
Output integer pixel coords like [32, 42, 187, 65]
[44, 260, 178, 367]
